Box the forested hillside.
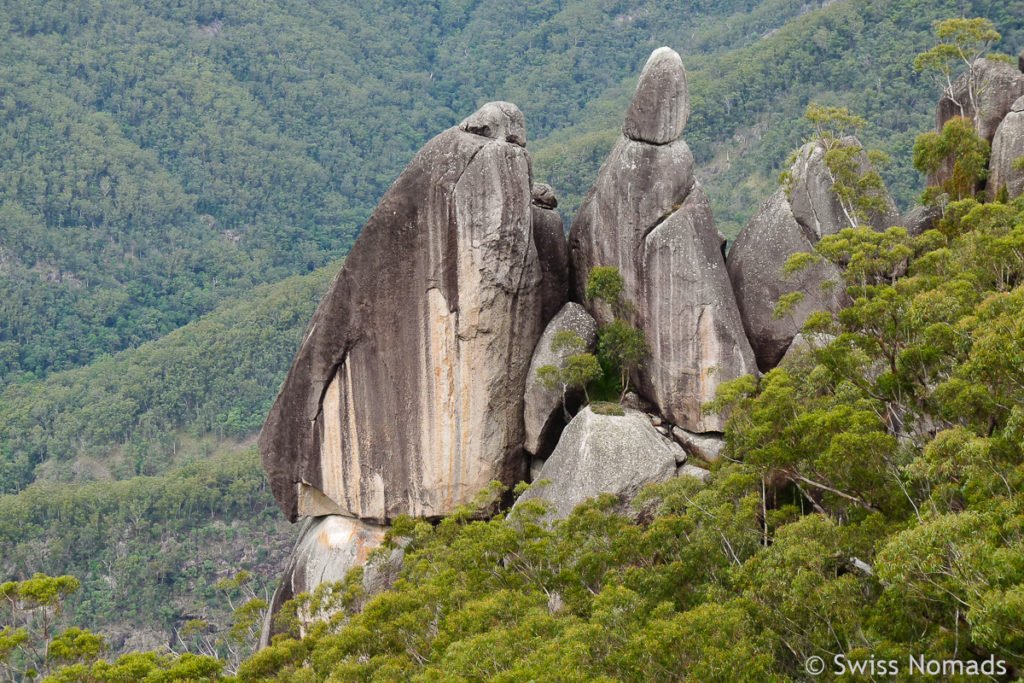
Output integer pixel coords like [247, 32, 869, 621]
[2, 0, 1024, 673]
[4, 0, 1022, 386]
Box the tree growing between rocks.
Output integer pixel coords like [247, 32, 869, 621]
[913, 18, 1001, 127]
[536, 330, 603, 412]
[914, 116, 990, 202]
[781, 103, 890, 231]
[585, 267, 649, 402]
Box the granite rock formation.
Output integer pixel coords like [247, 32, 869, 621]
[259, 515, 387, 647]
[936, 58, 1024, 144]
[531, 183, 570, 321]
[670, 427, 726, 465]
[989, 96, 1024, 200]
[726, 188, 848, 371]
[523, 302, 598, 457]
[901, 204, 943, 237]
[931, 58, 1024, 189]
[622, 47, 690, 144]
[568, 47, 757, 432]
[516, 406, 692, 522]
[260, 101, 549, 523]
[788, 138, 899, 239]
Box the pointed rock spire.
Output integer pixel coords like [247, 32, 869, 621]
[569, 48, 757, 432]
[622, 46, 690, 144]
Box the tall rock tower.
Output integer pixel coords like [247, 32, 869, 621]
[568, 47, 758, 432]
[260, 102, 552, 525]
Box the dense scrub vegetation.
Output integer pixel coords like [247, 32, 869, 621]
[0, 447, 294, 669]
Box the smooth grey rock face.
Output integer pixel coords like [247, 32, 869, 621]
[638, 186, 759, 431]
[516, 406, 683, 522]
[523, 303, 598, 456]
[670, 427, 725, 464]
[788, 138, 898, 239]
[459, 101, 527, 147]
[531, 195, 569, 322]
[622, 46, 690, 144]
[1019, 48, 1023, 73]
[259, 515, 387, 647]
[569, 48, 757, 432]
[936, 58, 1024, 143]
[989, 96, 1024, 200]
[260, 103, 547, 523]
[726, 188, 848, 371]
[569, 138, 695, 323]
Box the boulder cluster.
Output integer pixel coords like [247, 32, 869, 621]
[259, 45, 1015, 642]
[933, 57, 1024, 199]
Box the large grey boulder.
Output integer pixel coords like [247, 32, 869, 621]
[259, 515, 387, 647]
[727, 188, 848, 371]
[936, 58, 1024, 143]
[516, 406, 690, 521]
[260, 102, 549, 523]
[531, 183, 569, 322]
[568, 47, 757, 432]
[788, 138, 898, 239]
[989, 96, 1024, 200]
[670, 426, 725, 464]
[622, 46, 690, 144]
[523, 302, 598, 457]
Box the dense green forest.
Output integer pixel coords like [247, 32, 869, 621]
[2, 0, 1024, 676]
[3, 0, 1022, 386]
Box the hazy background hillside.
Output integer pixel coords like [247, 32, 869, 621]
[1, 0, 1022, 656]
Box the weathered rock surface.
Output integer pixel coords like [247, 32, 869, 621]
[568, 47, 757, 432]
[936, 58, 1024, 143]
[989, 96, 1024, 200]
[531, 183, 569, 321]
[259, 515, 387, 647]
[638, 185, 758, 431]
[622, 46, 689, 144]
[670, 426, 725, 464]
[459, 101, 527, 146]
[516, 406, 685, 521]
[788, 138, 898, 239]
[569, 138, 695, 321]
[260, 102, 548, 523]
[901, 204, 943, 236]
[727, 188, 848, 371]
[523, 303, 598, 457]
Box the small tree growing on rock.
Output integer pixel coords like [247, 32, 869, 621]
[536, 330, 602, 417]
[913, 18, 1001, 128]
[782, 103, 890, 230]
[585, 267, 649, 402]
[913, 116, 990, 202]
